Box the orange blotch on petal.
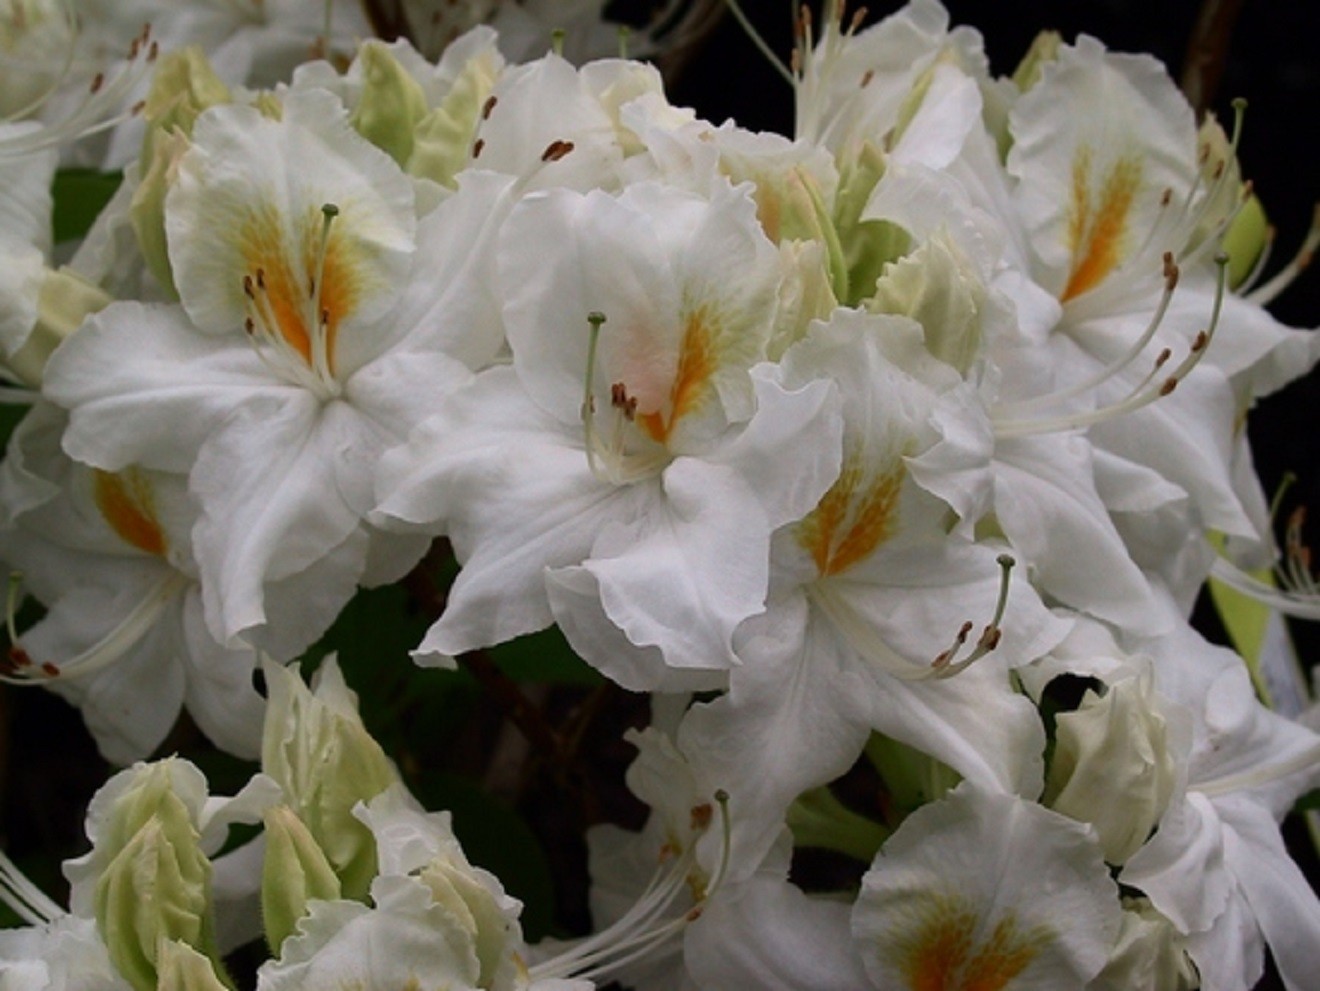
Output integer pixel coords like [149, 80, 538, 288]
[1061, 146, 1144, 302]
[638, 307, 718, 445]
[797, 455, 904, 577]
[93, 469, 168, 557]
[897, 894, 1047, 991]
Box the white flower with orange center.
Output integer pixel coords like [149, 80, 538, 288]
[374, 177, 843, 689]
[852, 781, 1122, 991]
[678, 312, 1065, 867]
[0, 403, 267, 763]
[45, 88, 513, 654]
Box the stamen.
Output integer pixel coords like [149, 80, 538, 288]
[582, 311, 607, 480]
[551, 27, 566, 58]
[994, 254, 1229, 439]
[929, 554, 1014, 677]
[309, 203, 340, 384]
[1245, 203, 1320, 305]
[0, 849, 65, 926]
[0, 571, 188, 686]
[723, 0, 794, 85]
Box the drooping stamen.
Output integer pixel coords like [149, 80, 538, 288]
[929, 554, 1014, 678]
[993, 253, 1229, 439]
[0, 570, 189, 686]
[530, 789, 733, 984]
[1244, 203, 1320, 305]
[0, 23, 157, 159]
[0, 849, 65, 926]
[998, 253, 1180, 419]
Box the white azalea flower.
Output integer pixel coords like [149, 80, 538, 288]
[0, 403, 266, 764]
[45, 89, 513, 654]
[375, 176, 843, 688]
[852, 781, 1122, 990]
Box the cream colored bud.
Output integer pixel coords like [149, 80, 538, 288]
[261, 805, 343, 954]
[140, 48, 229, 161]
[6, 268, 113, 387]
[1044, 672, 1177, 864]
[261, 657, 399, 900]
[130, 128, 191, 298]
[407, 47, 501, 188]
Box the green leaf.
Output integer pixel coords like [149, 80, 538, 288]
[52, 169, 123, 244]
[488, 626, 603, 687]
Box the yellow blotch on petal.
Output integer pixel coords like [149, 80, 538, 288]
[638, 306, 717, 445]
[896, 894, 1048, 991]
[797, 454, 904, 578]
[1061, 145, 1143, 302]
[93, 468, 168, 557]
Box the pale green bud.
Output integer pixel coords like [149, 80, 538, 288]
[418, 856, 520, 990]
[261, 805, 343, 954]
[832, 142, 911, 308]
[869, 232, 985, 374]
[349, 41, 429, 168]
[155, 940, 229, 991]
[261, 657, 399, 900]
[408, 48, 501, 188]
[130, 128, 190, 298]
[140, 47, 230, 162]
[7, 268, 113, 387]
[1011, 30, 1062, 93]
[1223, 193, 1269, 290]
[1044, 672, 1178, 864]
[91, 765, 220, 991]
[1089, 899, 1198, 991]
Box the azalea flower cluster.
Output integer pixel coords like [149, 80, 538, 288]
[1, 1, 1318, 990]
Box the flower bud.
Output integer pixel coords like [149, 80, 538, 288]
[869, 232, 985, 374]
[408, 42, 502, 188]
[89, 763, 219, 991]
[6, 268, 113, 386]
[349, 41, 429, 169]
[1088, 899, 1198, 991]
[261, 806, 343, 954]
[1011, 30, 1062, 93]
[155, 939, 229, 991]
[1044, 672, 1178, 863]
[261, 656, 399, 900]
[139, 47, 230, 159]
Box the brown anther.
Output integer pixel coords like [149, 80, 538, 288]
[956, 620, 973, 640]
[541, 139, 575, 163]
[850, 7, 869, 33]
[256, 268, 267, 290]
[244, 317, 255, 335]
[130, 100, 146, 116]
[657, 841, 677, 864]
[801, 3, 813, 31]
[1298, 251, 1314, 272]
[979, 627, 1002, 651]
[147, 40, 159, 61]
[860, 69, 875, 88]
[1191, 330, 1209, 352]
[129, 39, 140, 59]
[9, 645, 31, 667]
[321, 308, 330, 326]
[1212, 161, 1226, 180]
[90, 72, 105, 94]
[242, 275, 255, 299]
[690, 802, 713, 831]
[472, 138, 485, 159]
[482, 95, 497, 120]
[1160, 188, 1173, 207]
[791, 47, 802, 75]
[686, 907, 705, 922]
[1159, 377, 1178, 396]
[1162, 251, 1179, 287]
[41, 661, 59, 677]
[1198, 145, 1211, 165]
[1155, 347, 1172, 367]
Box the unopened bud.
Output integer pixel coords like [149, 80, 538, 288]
[261, 805, 342, 954]
[349, 41, 428, 168]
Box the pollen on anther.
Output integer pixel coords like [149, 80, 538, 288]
[1159, 378, 1178, 396]
[482, 95, 497, 120]
[40, 662, 59, 678]
[860, 69, 875, 88]
[472, 138, 485, 159]
[90, 72, 105, 94]
[8, 646, 30, 667]
[542, 139, 575, 162]
[1191, 330, 1208, 352]
[690, 803, 713, 831]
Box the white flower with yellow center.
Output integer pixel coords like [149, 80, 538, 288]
[45, 88, 513, 654]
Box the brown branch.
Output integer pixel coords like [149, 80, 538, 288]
[459, 649, 566, 762]
[1179, 0, 1248, 116]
